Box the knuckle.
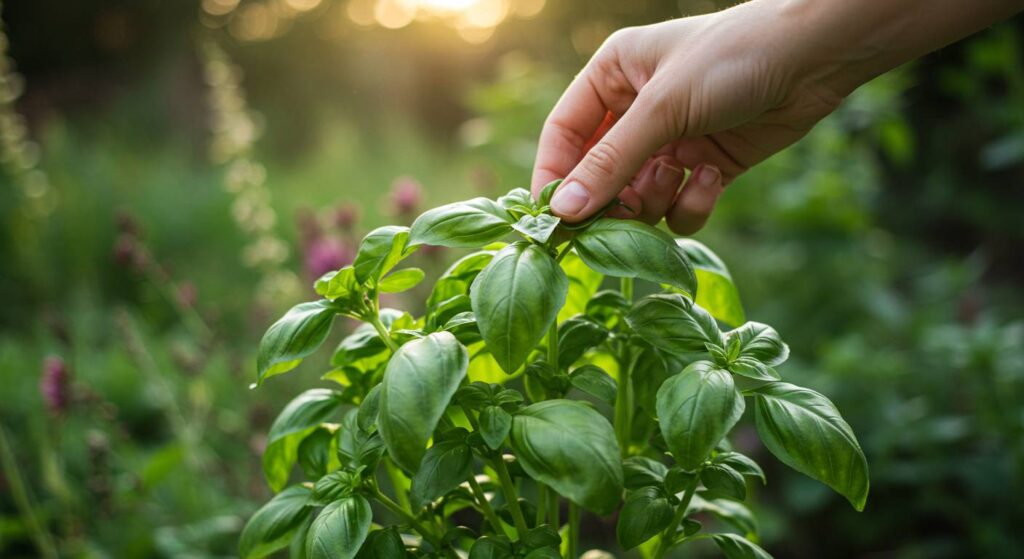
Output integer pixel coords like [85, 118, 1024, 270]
[605, 26, 639, 48]
[544, 118, 589, 150]
[582, 142, 623, 180]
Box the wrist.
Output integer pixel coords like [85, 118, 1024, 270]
[765, 0, 1024, 98]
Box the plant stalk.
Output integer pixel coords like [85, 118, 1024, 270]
[653, 474, 700, 559]
[614, 350, 634, 456]
[371, 486, 449, 554]
[384, 458, 411, 510]
[547, 317, 559, 371]
[620, 277, 633, 302]
[0, 427, 59, 559]
[492, 455, 530, 537]
[614, 277, 635, 455]
[567, 501, 580, 558]
[369, 312, 399, 353]
[547, 485, 559, 529]
[468, 475, 509, 538]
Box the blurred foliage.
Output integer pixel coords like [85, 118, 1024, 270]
[0, 1, 1022, 558]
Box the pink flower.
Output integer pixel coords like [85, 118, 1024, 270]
[40, 356, 70, 415]
[388, 176, 423, 218]
[177, 281, 198, 308]
[332, 203, 361, 233]
[113, 234, 147, 272]
[305, 237, 354, 279]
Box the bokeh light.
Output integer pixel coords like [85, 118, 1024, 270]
[338, 0, 547, 42]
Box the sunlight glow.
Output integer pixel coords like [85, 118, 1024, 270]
[342, 0, 546, 42]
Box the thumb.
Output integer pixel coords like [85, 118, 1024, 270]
[549, 95, 669, 222]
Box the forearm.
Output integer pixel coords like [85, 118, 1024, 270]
[766, 0, 1024, 96]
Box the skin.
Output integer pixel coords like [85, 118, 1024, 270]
[531, 0, 1024, 233]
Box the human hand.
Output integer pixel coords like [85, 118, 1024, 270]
[530, 1, 847, 233]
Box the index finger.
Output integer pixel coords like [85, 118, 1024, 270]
[530, 71, 617, 198]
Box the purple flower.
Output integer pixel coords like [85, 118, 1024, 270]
[40, 356, 70, 415]
[305, 237, 354, 279]
[388, 177, 423, 218]
[332, 203, 361, 233]
[177, 281, 198, 309]
[115, 210, 142, 236]
[113, 234, 147, 272]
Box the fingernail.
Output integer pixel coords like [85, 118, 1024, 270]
[694, 164, 721, 189]
[550, 181, 589, 216]
[655, 160, 685, 188]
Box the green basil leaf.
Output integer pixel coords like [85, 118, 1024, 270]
[479, 405, 512, 450]
[558, 249, 604, 323]
[429, 251, 495, 308]
[379, 332, 469, 472]
[356, 528, 406, 558]
[455, 382, 493, 410]
[573, 218, 696, 295]
[314, 268, 364, 310]
[443, 311, 481, 346]
[471, 242, 568, 374]
[713, 452, 766, 484]
[687, 495, 758, 537]
[338, 409, 386, 471]
[568, 364, 617, 405]
[733, 354, 778, 380]
[353, 226, 413, 283]
[622, 456, 669, 489]
[297, 427, 339, 479]
[726, 322, 790, 367]
[257, 300, 337, 385]
[728, 357, 781, 382]
[753, 382, 869, 511]
[711, 533, 773, 559]
[497, 188, 534, 211]
[290, 514, 312, 559]
[357, 385, 381, 432]
[617, 487, 674, 550]
[312, 470, 362, 504]
[664, 468, 696, 495]
[410, 439, 473, 509]
[410, 197, 513, 248]
[632, 345, 670, 413]
[683, 518, 702, 537]
[558, 316, 609, 369]
[378, 268, 425, 293]
[537, 179, 561, 207]
[263, 389, 343, 491]
[331, 309, 403, 368]
[512, 213, 561, 243]
[626, 294, 722, 360]
[429, 294, 473, 331]
[521, 524, 561, 550]
[239, 485, 313, 559]
[468, 535, 515, 559]
[656, 362, 744, 471]
[585, 290, 630, 322]
[675, 239, 745, 327]
[523, 548, 561, 559]
[510, 400, 622, 514]
[701, 463, 746, 501]
[305, 495, 372, 559]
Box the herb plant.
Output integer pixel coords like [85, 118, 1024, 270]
[242, 181, 869, 559]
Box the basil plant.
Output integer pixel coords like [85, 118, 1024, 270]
[242, 181, 869, 559]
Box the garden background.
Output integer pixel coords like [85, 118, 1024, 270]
[1, 1, 1022, 557]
